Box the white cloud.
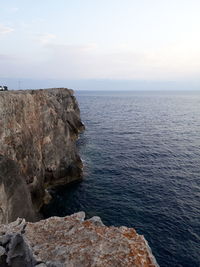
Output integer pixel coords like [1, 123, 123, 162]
[1, 37, 200, 81]
[0, 24, 14, 35]
[38, 41, 200, 80]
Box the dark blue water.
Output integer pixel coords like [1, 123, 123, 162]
[43, 91, 200, 267]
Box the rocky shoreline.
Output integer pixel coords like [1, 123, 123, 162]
[0, 88, 159, 266]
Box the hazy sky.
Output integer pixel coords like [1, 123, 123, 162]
[1, 0, 200, 88]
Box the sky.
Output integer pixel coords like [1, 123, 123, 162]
[1, 0, 200, 90]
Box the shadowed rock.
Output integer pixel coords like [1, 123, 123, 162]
[0, 156, 36, 224]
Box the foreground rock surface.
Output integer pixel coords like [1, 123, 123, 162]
[0, 88, 84, 223]
[0, 212, 159, 267]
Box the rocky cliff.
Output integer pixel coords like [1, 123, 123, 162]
[0, 88, 84, 224]
[0, 212, 159, 267]
[0, 88, 159, 266]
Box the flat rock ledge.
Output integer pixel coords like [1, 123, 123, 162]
[0, 212, 159, 267]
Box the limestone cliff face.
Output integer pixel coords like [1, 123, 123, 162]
[0, 156, 36, 224]
[0, 88, 84, 223]
[0, 212, 159, 267]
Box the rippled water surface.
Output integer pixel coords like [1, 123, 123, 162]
[43, 91, 200, 267]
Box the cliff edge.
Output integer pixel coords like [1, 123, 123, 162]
[0, 88, 84, 224]
[0, 212, 159, 267]
[0, 88, 159, 266]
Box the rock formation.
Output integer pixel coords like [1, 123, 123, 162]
[0, 88, 159, 266]
[0, 212, 159, 267]
[0, 88, 84, 223]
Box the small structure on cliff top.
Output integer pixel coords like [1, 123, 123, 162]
[0, 86, 8, 91]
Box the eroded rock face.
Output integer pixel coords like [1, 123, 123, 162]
[0, 156, 36, 224]
[0, 212, 159, 267]
[0, 88, 84, 223]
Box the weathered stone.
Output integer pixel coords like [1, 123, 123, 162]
[88, 216, 104, 226]
[6, 233, 37, 267]
[0, 246, 5, 256]
[0, 212, 159, 267]
[0, 235, 12, 246]
[0, 88, 84, 223]
[46, 263, 64, 267]
[0, 156, 36, 224]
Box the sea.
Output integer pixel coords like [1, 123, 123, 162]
[43, 90, 200, 267]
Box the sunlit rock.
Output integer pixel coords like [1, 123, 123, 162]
[0, 212, 159, 267]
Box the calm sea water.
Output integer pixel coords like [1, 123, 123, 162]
[43, 91, 200, 267]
